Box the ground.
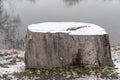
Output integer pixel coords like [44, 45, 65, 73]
[0, 45, 120, 80]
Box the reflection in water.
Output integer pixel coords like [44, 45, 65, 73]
[62, 0, 84, 6]
[0, 0, 37, 49]
[62, 0, 120, 6]
[0, 0, 24, 49]
[0, 0, 120, 49]
[27, 0, 36, 3]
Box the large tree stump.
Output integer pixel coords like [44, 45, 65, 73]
[25, 22, 113, 68]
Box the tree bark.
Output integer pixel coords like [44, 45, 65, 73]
[25, 30, 113, 68]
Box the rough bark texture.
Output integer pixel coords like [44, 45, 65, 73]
[25, 30, 113, 68]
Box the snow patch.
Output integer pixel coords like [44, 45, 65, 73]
[0, 50, 25, 76]
[28, 22, 107, 35]
[0, 62, 25, 74]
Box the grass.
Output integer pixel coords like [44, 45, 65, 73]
[13, 66, 119, 80]
[0, 45, 120, 80]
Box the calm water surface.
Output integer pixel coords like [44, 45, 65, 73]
[0, 0, 120, 49]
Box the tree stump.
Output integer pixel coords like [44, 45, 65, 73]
[25, 22, 113, 68]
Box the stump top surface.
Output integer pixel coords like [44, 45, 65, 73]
[28, 22, 107, 35]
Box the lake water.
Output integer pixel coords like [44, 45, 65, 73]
[0, 0, 120, 49]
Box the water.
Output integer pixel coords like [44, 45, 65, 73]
[0, 0, 120, 49]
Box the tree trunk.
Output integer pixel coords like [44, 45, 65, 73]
[25, 30, 113, 68]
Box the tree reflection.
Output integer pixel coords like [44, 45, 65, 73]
[0, 0, 23, 49]
[62, 0, 86, 6]
[0, 0, 37, 50]
[62, 0, 120, 6]
[27, 0, 36, 3]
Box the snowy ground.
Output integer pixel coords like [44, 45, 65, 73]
[0, 45, 120, 80]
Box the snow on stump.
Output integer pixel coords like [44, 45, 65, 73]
[25, 22, 113, 68]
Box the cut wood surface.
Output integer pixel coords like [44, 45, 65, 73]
[25, 22, 113, 68]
